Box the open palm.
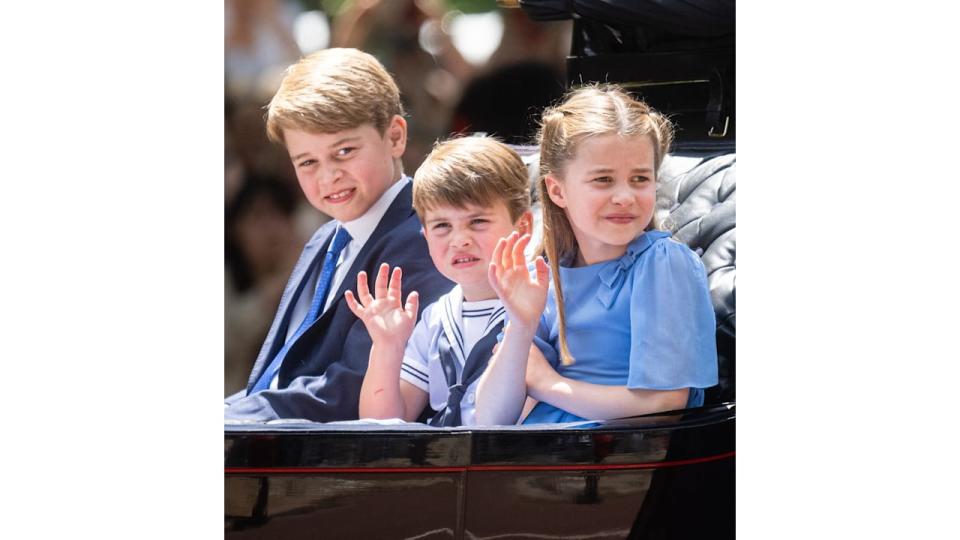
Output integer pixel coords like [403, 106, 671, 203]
[488, 232, 550, 331]
[345, 263, 419, 348]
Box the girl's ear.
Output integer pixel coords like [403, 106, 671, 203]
[544, 175, 567, 208]
[515, 210, 534, 235]
[387, 115, 407, 158]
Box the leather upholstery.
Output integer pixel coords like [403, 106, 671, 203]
[658, 152, 736, 403]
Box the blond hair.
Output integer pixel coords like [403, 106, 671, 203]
[537, 84, 674, 365]
[265, 48, 404, 144]
[413, 136, 531, 223]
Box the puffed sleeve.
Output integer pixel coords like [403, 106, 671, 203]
[627, 239, 718, 390]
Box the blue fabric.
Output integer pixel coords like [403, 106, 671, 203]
[224, 182, 455, 423]
[523, 231, 718, 425]
[249, 226, 352, 394]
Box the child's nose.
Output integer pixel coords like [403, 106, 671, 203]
[319, 163, 342, 184]
[611, 186, 633, 205]
[451, 230, 472, 247]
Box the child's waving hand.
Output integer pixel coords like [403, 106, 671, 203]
[487, 232, 550, 330]
[345, 263, 420, 348]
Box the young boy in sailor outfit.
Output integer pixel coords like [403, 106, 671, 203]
[346, 136, 533, 426]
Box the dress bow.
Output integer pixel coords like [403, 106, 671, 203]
[595, 231, 670, 308]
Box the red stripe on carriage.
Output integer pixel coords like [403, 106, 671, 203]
[224, 450, 734, 474]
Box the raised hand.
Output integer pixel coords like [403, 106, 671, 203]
[345, 263, 420, 348]
[487, 232, 550, 331]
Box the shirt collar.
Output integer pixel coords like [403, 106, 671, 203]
[340, 175, 410, 246]
[595, 230, 671, 308]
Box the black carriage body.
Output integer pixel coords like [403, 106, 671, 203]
[226, 404, 734, 539]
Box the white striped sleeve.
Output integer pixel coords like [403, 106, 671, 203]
[399, 305, 435, 392]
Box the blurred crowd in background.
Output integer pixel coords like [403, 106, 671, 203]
[225, 0, 572, 395]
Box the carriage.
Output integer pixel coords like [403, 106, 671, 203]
[226, 2, 735, 537]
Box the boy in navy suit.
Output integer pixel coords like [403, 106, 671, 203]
[225, 48, 451, 422]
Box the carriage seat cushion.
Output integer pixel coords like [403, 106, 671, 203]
[658, 152, 736, 403]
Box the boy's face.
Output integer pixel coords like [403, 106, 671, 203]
[422, 201, 532, 302]
[284, 116, 407, 223]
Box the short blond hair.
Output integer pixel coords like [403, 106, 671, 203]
[413, 136, 531, 223]
[265, 48, 404, 144]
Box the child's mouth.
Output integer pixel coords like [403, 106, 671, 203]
[451, 256, 481, 268]
[325, 188, 355, 203]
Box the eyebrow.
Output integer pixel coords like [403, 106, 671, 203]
[425, 211, 494, 224]
[587, 167, 654, 174]
[290, 136, 363, 161]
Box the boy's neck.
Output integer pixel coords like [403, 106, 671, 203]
[461, 285, 498, 303]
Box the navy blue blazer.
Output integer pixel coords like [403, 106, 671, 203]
[224, 182, 453, 422]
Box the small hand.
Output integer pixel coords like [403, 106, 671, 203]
[524, 343, 558, 399]
[345, 263, 419, 348]
[487, 232, 550, 332]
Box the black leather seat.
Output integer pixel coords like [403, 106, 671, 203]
[659, 151, 736, 404]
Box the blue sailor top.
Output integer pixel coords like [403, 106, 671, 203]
[524, 231, 719, 424]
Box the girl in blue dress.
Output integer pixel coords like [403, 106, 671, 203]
[475, 85, 718, 425]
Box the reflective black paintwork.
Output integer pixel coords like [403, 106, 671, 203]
[225, 404, 734, 539]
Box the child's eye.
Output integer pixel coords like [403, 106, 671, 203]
[431, 223, 451, 232]
[470, 218, 490, 227]
[592, 176, 613, 184]
[631, 175, 651, 183]
[297, 159, 317, 168]
[335, 147, 356, 158]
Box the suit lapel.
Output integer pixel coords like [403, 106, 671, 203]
[274, 222, 336, 343]
[246, 221, 336, 389]
[325, 181, 416, 318]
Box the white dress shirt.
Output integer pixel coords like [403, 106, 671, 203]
[271, 175, 411, 389]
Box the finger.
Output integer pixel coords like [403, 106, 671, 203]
[388, 266, 403, 302]
[344, 290, 363, 318]
[488, 261, 502, 296]
[534, 256, 550, 286]
[357, 271, 373, 305]
[501, 231, 519, 270]
[374, 262, 389, 299]
[404, 290, 419, 318]
[491, 236, 507, 272]
[512, 233, 530, 269]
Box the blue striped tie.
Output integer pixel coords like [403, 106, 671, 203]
[249, 226, 352, 394]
